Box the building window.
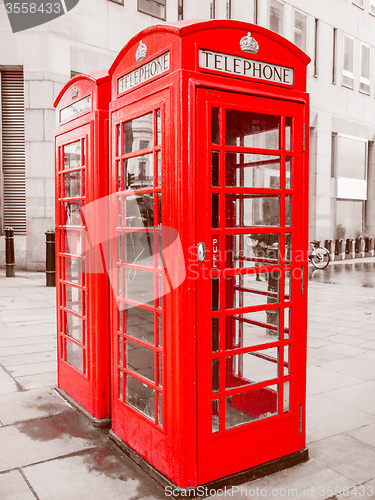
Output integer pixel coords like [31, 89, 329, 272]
[342, 34, 354, 89]
[314, 19, 319, 77]
[254, 0, 258, 23]
[109, 0, 124, 4]
[360, 43, 370, 94]
[269, 0, 283, 35]
[210, 0, 215, 19]
[332, 28, 337, 84]
[178, 0, 183, 20]
[138, 0, 166, 20]
[370, 0, 375, 15]
[226, 0, 231, 19]
[293, 9, 307, 52]
[353, 0, 364, 8]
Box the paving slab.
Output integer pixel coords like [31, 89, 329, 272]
[0, 387, 69, 425]
[317, 342, 367, 357]
[306, 394, 375, 443]
[307, 365, 363, 396]
[337, 479, 375, 500]
[0, 409, 99, 472]
[23, 447, 165, 500]
[309, 434, 375, 484]
[320, 357, 375, 382]
[16, 372, 57, 390]
[0, 366, 19, 395]
[0, 350, 56, 367]
[348, 422, 375, 448]
[209, 459, 355, 500]
[0, 342, 56, 357]
[6, 361, 57, 378]
[0, 470, 35, 499]
[325, 381, 375, 415]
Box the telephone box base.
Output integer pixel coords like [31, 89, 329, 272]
[109, 430, 309, 493]
[55, 388, 111, 429]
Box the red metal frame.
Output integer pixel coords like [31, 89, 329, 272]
[106, 19, 310, 488]
[54, 72, 111, 420]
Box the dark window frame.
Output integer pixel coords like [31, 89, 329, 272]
[138, 0, 166, 20]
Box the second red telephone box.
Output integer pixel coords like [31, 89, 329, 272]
[107, 19, 310, 488]
[54, 71, 111, 423]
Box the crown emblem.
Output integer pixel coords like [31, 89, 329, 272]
[240, 32, 259, 54]
[71, 85, 78, 99]
[136, 41, 147, 62]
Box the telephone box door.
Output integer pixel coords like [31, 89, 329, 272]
[196, 89, 308, 484]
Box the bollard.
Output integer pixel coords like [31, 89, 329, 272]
[346, 238, 355, 259]
[4, 227, 15, 277]
[365, 237, 374, 257]
[335, 238, 345, 261]
[324, 239, 334, 262]
[45, 230, 56, 287]
[355, 237, 365, 259]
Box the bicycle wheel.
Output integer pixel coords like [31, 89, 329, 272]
[311, 247, 330, 269]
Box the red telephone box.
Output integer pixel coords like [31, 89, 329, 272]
[54, 71, 111, 423]
[108, 19, 310, 488]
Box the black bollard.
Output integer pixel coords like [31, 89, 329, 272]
[5, 227, 15, 277]
[45, 230, 56, 287]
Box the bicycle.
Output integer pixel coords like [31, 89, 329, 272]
[309, 240, 330, 269]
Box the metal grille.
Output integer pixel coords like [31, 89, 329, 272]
[1, 70, 26, 235]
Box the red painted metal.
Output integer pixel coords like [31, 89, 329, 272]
[108, 20, 310, 488]
[54, 72, 111, 421]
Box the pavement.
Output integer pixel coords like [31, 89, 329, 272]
[0, 262, 375, 500]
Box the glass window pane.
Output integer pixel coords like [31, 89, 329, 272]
[285, 195, 292, 227]
[124, 232, 154, 267]
[225, 233, 280, 269]
[360, 44, 370, 93]
[336, 135, 366, 179]
[212, 399, 220, 433]
[212, 194, 220, 228]
[125, 307, 155, 345]
[66, 340, 83, 372]
[225, 194, 280, 228]
[293, 10, 307, 52]
[116, 124, 121, 156]
[212, 358, 220, 393]
[283, 381, 290, 412]
[63, 202, 81, 227]
[285, 118, 292, 151]
[285, 233, 291, 264]
[64, 285, 83, 315]
[343, 34, 354, 87]
[226, 347, 278, 388]
[284, 307, 290, 339]
[269, 0, 283, 34]
[125, 374, 155, 421]
[225, 110, 280, 149]
[225, 153, 281, 189]
[158, 352, 162, 387]
[225, 272, 280, 309]
[124, 194, 154, 228]
[124, 113, 153, 154]
[212, 107, 220, 145]
[156, 109, 161, 146]
[124, 269, 155, 305]
[157, 314, 162, 347]
[64, 230, 82, 256]
[64, 141, 81, 169]
[125, 154, 153, 189]
[118, 336, 123, 366]
[126, 339, 155, 383]
[158, 392, 163, 426]
[285, 271, 291, 301]
[284, 345, 290, 376]
[65, 312, 84, 343]
[156, 150, 162, 186]
[285, 157, 292, 189]
[138, 0, 165, 19]
[225, 384, 278, 429]
[64, 257, 83, 285]
[119, 370, 123, 399]
[225, 309, 279, 350]
[212, 151, 220, 187]
[336, 200, 364, 239]
[63, 171, 81, 198]
[212, 277, 220, 311]
[212, 318, 220, 352]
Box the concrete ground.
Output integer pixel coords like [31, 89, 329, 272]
[0, 264, 375, 500]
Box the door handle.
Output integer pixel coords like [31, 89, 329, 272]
[198, 242, 206, 262]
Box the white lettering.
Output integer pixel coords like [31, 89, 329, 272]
[198, 49, 294, 85]
[118, 51, 170, 93]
